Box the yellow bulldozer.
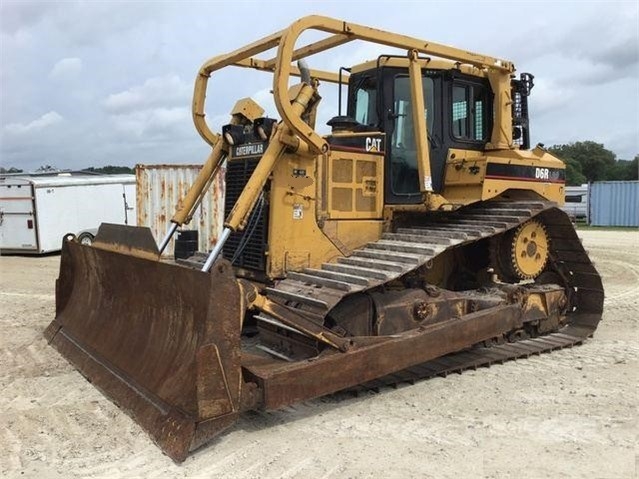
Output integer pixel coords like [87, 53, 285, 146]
[45, 16, 603, 462]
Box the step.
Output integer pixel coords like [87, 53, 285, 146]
[455, 215, 524, 224]
[464, 208, 532, 217]
[175, 258, 205, 269]
[254, 344, 294, 362]
[301, 268, 371, 286]
[265, 287, 329, 309]
[286, 272, 353, 291]
[337, 255, 407, 273]
[419, 224, 493, 236]
[367, 240, 438, 256]
[322, 263, 391, 280]
[353, 248, 424, 264]
[396, 228, 471, 240]
[382, 232, 453, 246]
[254, 314, 302, 334]
[481, 201, 547, 210]
[444, 218, 514, 229]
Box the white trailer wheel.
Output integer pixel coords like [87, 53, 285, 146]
[78, 232, 94, 246]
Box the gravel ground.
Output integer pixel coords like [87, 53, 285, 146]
[0, 229, 637, 479]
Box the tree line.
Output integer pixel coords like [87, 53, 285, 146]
[83, 166, 135, 174]
[547, 141, 638, 186]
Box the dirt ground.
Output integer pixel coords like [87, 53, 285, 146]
[0, 229, 636, 479]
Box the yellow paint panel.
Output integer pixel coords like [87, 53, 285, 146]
[482, 180, 564, 203]
[322, 220, 384, 255]
[327, 151, 383, 219]
[333, 188, 353, 211]
[441, 148, 566, 206]
[285, 250, 311, 271]
[267, 152, 341, 277]
[332, 159, 353, 182]
[267, 150, 385, 278]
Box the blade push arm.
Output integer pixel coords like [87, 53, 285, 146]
[159, 99, 264, 254]
[158, 138, 228, 253]
[200, 82, 319, 272]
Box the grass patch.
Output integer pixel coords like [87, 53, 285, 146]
[575, 224, 638, 231]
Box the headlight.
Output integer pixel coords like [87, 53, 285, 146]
[222, 124, 246, 146]
[254, 117, 277, 141]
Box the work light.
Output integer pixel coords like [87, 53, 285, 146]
[222, 124, 245, 146]
[254, 117, 277, 141]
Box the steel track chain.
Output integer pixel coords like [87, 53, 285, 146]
[181, 201, 604, 386]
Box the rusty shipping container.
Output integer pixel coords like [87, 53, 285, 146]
[136, 164, 225, 257]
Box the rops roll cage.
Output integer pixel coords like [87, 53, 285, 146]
[192, 15, 515, 155]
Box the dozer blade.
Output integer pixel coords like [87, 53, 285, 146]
[44, 227, 244, 462]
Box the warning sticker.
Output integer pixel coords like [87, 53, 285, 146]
[293, 204, 303, 220]
[424, 175, 433, 192]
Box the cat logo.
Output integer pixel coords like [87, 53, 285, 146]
[366, 137, 382, 152]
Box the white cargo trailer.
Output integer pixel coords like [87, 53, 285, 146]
[562, 184, 589, 222]
[0, 174, 136, 254]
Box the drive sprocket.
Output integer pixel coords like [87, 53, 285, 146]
[491, 219, 549, 282]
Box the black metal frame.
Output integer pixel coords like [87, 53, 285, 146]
[347, 65, 495, 203]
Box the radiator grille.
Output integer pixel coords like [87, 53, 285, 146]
[222, 158, 269, 271]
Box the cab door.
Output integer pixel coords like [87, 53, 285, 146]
[381, 68, 446, 203]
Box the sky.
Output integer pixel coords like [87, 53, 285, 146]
[1, 0, 638, 172]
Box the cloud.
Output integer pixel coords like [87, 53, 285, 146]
[109, 107, 190, 139]
[103, 75, 191, 114]
[0, 1, 60, 34]
[252, 88, 277, 118]
[1, 1, 161, 48]
[1, 1, 636, 171]
[49, 57, 82, 79]
[600, 128, 639, 160]
[562, 12, 639, 71]
[52, 3, 163, 47]
[4, 111, 63, 135]
[102, 75, 194, 142]
[511, 7, 638, 87]
[528, 77, 576, 117]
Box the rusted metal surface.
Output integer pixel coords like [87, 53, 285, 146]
[245, 304, 523, 409]
[91, 223, 160, 260]
[135, 164, 225, 257]
[45, 235, 245, 462]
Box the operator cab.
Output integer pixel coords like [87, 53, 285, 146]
[339, 58, 494, 204]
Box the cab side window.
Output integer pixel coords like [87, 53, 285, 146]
[352, 76, 378, 127]
[452, 85, 468, 138]
[451, 82, 489, 142]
